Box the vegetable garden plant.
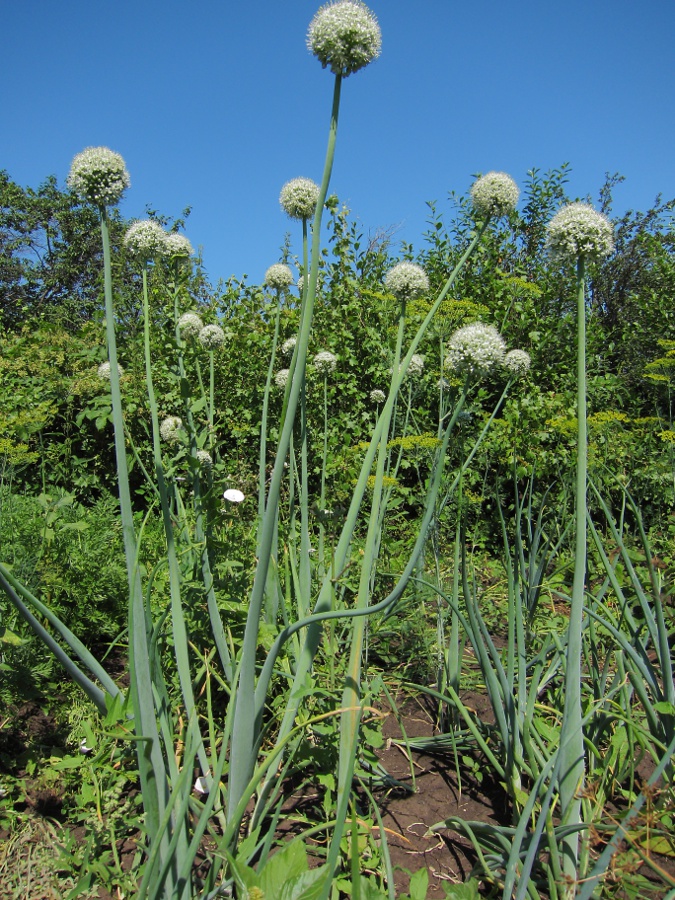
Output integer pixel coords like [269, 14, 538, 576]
[1, 2, 674, 898]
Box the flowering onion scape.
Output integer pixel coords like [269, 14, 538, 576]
[470, 171, 520, 218]
[199, 324, 226, 350]
[279, 178, 321, 220]
[384, 261, 429, 301]
[265, 263, 294, 290]
[307, 0, 381, 76]
[545, 202, 614, 265]
[177, 313, 204, 340]
[68, 147, 130, 207]
[445, 323, 506, 376]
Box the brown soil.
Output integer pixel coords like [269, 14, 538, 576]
[373, 691, 505, 897]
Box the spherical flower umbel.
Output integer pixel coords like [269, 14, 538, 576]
[199, 324, 226, 350]
[124, 220, 166, 262]
[385, 262, 429, 302]
[265, 263, 294, 291]
[313, 350, 337, 374]
[67, 147, 130, 207]
[406, 354, 425, 377]
[177, 312, 204, 340]
[97, 361, 124, 380]
[470, 172, 520, 219]
[370, 389, 386, 404]
[307, 0, 381, 77]
[196, 450, 213, 468]
[275, 368, 290, 388]
[503, 349, 531, 377]
[281, 336, 297, 355]
[280, 178, 320, 220]
[160, 416, 183, 443]
[545, 203, 614, 265]
[445, 323, 506, 375]
[163, 232, 194, 258]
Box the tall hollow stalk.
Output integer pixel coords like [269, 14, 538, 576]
[558, 255, 587, 885]
[100, 213, 171, 885]
[227, 73, 343, 821]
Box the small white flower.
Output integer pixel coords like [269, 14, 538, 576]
[385, 262, 429, 301]
[124, 219, 167, 261]
[280, 178, 320, 220]
[199, 324, 226, 350]
[67, 147, 130, 207]
[275, 368, 290, 388]
[313, 350, 337, 374]
[281, 336, 297, 355]
[370, 389, 386, 404]
[97, 361, 124, 380]
[79, 739, 93, 754]
[445, 323, 506, 375]
[163, 232, 194, 257]
[503, 349, 531, 377]
[307, 1, 382, 77]
[160, 416, 183, 443]
[178, 312, 204, 340]
[265, 263, 294, 291]
[223, 488, 245, 503]
[545, 203, 614, 265]
[194, 776, 210, 794]
[470, 172, 519, 218]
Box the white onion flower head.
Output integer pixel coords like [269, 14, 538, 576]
[163, 232, 194, 258]
[97, 361, 124, 380]
[199, 324, 226, 350]
[307, 1, 381, 76]
[68, 147, 130, 207]
[280, 178, 320, 220]
[313, 350, 337, 374]
[545, 203, 614, 265]
[223, 488, 245, 503]
[470, 172, 520, 219]
[282, 336, 297, 355]
[385, 262, 429, 301]
[445, 323, 506, 375]
[196, 450, 213, 468]
[265, 263, 294, 291]
[124, 220, 167, 261]
[370, 389, 386, 404]
[503, 349, 531, 377]
[160, 416, 183, 443]
[275, 368, 290, 388]
[408, 354, 425, 377]
[178, 312, 204, 340]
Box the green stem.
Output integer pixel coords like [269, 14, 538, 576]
[558, 254, 587, 886]
[227, 72, 343, 821]
[100, 212, 168, 867]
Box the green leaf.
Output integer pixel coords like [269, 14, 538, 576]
[653, 701, 675, 716]
[442, 878, 481, 899]
[0, 626, 24, 646]
[408, 867, 429, 899]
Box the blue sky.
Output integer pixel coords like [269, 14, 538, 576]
[3, 0, 674, 287]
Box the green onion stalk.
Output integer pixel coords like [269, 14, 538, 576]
[544, 202, 614, 889]
[227, 71, 344, 822]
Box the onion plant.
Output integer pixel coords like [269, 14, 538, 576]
[545, 201, 615, 889]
